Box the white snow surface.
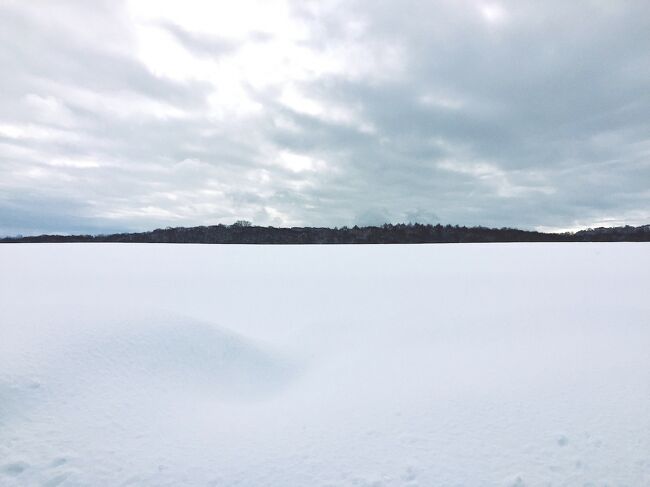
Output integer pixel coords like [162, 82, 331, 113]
[1, 243, 649, 486]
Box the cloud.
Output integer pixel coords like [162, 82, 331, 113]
[0, 0, 649, 235]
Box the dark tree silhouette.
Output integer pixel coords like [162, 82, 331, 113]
[2, 223, 648, 244]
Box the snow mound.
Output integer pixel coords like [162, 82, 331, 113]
[62, 314, 296, 400]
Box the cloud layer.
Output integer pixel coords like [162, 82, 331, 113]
[1, 0, 649, 235]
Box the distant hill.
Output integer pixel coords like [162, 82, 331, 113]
[2, 222, 649, 244]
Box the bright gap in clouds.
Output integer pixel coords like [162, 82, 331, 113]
[126, 0, 339, 119]
[479, 3, 508, 24]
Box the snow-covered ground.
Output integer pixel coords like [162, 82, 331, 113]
[1, 243, 649, 487]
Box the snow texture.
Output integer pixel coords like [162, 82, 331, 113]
[1, 243, 649, 486]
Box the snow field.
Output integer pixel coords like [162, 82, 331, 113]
[1, 243, 649, 486]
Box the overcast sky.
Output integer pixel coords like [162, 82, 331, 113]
[1, 0, 649, 235]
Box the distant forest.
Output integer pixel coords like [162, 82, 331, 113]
[2, 222, 649, 244]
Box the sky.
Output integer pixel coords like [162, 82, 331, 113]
[1, 0, 649, 236]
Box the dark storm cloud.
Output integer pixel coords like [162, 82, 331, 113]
[0, 0, 648, 235]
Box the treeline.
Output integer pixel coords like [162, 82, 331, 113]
[2, 222, 649, 244]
